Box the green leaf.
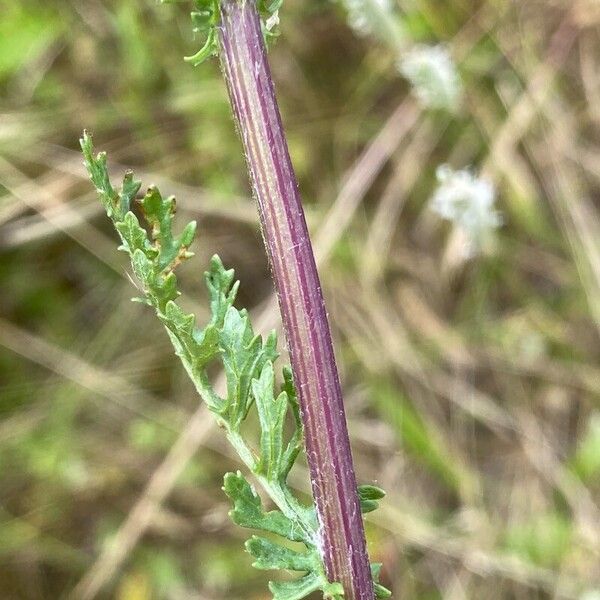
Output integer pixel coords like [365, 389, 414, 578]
[371, 563, 392, 598]
[219, 307, 278, 428]
[246, 536, 315, 571]
[358, 484, 386, 514]
[152, 271, 179, 310]
[205, 255, 239, 327]
[83, 132, 390, 599]
[269, 573, 321, 600]
[179, 220, 197, 250]
[370, 563, 382, 580]
[116, 211, 154, 256]
[120, 171, 142, 216]
[182, 0, 221, 66]
[165, 0, 283, 66]
[191, 9, 213, 32]
[257, 0, 278, 13]
[192, 323, 220, 363]
[163, 301, 196, 353]
[80, 132, 117, 217]
[374, 582, 392, 598]
[222, 472, 306, 543]
[257, 0, 283, 44]
[140, 186, 179, 270]
[253, 362, 288, 480]
[323, 581, 345, 599]
[222, 471, 345, 600]
[280, 366, 302, 480]
[131, 248, 154, 287]
[184, 27, 219, 65]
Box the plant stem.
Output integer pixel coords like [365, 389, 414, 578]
[217, 1, 374, 598]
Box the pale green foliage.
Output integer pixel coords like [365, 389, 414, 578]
[80, 132, 389, 600]
[161, 0, 283, 66]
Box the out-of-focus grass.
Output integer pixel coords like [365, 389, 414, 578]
[1, 0, 599, 599]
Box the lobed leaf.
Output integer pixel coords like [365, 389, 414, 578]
[246, 535, 316, 572]
[219, 307, 278, 429]
[222, 471, 306, 543]
[80, 132, 117, 216]
[253, 362, 288, 481]
[115, 211, 155, 257]
[82, 132, 388, 600]
[268, 573, 321, 600]
[140, 186, 196, 271]
[120, 171, 142, 216]
[279, 365, 302, 480]
[204, 255, 238, 325]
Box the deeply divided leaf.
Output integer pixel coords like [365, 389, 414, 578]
[253, 362, 288, 480]
[280, 365, 302, 480]
[269, 573, 322, 600]
[81, 132, 389, 600]
[219, 308, 278, 428]
[223, 472, 306, 543]
[246, 536, 315, 572]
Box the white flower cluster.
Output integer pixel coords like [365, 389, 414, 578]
[398, 44, 461, 110]
[342, 0, 392, 37]
[431, 165, 501, 256]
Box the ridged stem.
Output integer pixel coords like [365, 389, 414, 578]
[217, 1, 374, 598]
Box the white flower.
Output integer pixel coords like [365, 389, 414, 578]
[343, 0, 392, 37]
[398, 44, 461, 110]
[431, 165, 501, 255]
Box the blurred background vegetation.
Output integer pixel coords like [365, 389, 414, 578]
[1, 0, 600, 598]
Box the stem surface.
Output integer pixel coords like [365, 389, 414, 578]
[217, 1, 374, 598]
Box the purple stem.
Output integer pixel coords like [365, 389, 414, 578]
[217, 1, 374, 598]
